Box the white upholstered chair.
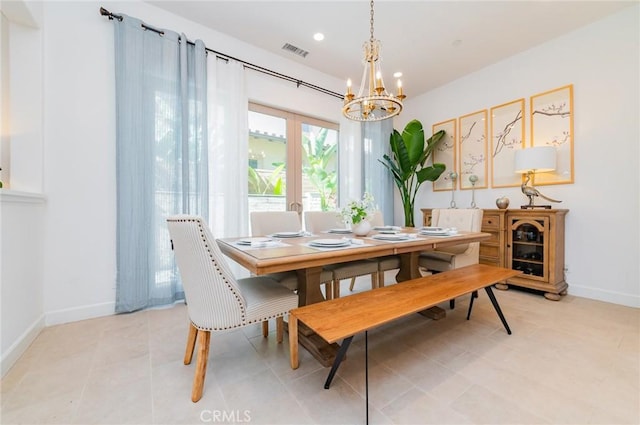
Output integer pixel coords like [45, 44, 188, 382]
[347, 210, 400, 291]
[303, 210, 346, 233]
[167, 215, 298, 402]
[304, 210, 379, 298]
[419, 208, 483, 308]
[251, 210, 333, 295]
[250, 210, 301, 236]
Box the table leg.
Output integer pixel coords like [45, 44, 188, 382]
[395, 252, 421, 281]
[296, 266, 326, 306]
[292, 266, 340, 367]
[289, 315, 299, 369]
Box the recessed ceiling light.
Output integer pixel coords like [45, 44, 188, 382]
[393, 72, 403, 78]
[313, 33, 325, 41]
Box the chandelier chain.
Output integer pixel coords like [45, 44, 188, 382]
[369, 0, 375, 45]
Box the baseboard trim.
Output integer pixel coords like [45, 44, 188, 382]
[1, 314, 45, 377]
[45, 301, 115, 326]
[569, 285, 639, 308]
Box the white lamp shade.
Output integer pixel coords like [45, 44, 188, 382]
[514, 146, 556, 173]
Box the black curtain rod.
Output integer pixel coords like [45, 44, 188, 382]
[99, 7, 343, 100]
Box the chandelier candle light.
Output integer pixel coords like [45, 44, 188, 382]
[343, 0, 405, 122]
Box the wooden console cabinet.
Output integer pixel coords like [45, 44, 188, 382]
[421, 208, 569, 300]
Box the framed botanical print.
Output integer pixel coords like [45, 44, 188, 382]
[458, 109, 488, 189]
[432, 119, 457, 191]
[530, 84, 574, 185]
[490, 99, 525, 188]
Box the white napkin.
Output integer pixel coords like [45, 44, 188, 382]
[250, 240, 281, 248]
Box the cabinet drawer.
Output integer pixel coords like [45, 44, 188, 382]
[479, 257, 501, 267]
[482, 214, 501, 230]
[480, 231, 500, 244]
[480, 244, 500, 259]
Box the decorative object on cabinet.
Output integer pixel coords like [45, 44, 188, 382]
[432, 119, 457, 191]
[449, 172, 458, 208]
[422, 208, 568, 300]
[468, 174, 478, 208]
[459, 109, 488, 189]
[530, 84, 574, 185]
[490, 98, 525, 188]
[515, 146, 562, 209]
[496, 196, 509, 209]
[379, 119, 446, 227]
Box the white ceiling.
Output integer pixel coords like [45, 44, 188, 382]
[147, 1, 636, 97]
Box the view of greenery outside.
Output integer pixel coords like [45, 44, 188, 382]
[248, 163, 285, 195]
[301, 126, 337, 211]
[247, 109, 338, 213]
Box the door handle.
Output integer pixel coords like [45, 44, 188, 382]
[289, 201, 303, 213]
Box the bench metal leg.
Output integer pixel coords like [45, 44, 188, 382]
[365, 331, 369, 425]
[324, 335, 353, 389]
[484, 286, 512, 335]
[466, 290, 478, 320]
[449, 299, 455, 309]
[324, 333, 370, 425]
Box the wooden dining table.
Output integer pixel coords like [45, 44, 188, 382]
[217, 229, 490, 366]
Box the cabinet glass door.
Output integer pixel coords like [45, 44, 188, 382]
[508, 218, 549, 281]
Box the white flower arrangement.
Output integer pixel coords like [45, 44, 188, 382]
[340, 192, 375, 224]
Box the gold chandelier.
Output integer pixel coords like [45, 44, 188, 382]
[343, 0, 405, 122]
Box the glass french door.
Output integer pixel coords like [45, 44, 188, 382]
[248, 103, 339, 215]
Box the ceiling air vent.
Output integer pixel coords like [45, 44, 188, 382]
[282, 43, 309, 58]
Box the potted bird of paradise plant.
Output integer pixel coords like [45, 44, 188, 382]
[379, 119, 446, 227]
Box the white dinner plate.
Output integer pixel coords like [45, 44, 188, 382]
[328, 228, 352, 234]
[421, 226, 446, 232]
[420, 230, 450, 236]
[237, 237, 274, 245]
[271, 231, 304, 238]
[372, 233, 410, 241]
[421, 229, 458, 236]
[309, 238, 350, 247]
[373, 226, 401, 231]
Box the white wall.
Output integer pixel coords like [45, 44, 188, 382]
[1, 1, 43, 192]
[0, 192, 45, 376]
[1, 13, 8, 181]
[402, 5, 640, 307]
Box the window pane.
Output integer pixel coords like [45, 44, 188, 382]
[301, 123, 338, 211]
[248, 110, 287, 212]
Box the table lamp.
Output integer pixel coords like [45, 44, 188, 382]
[514, 146, 562, 209]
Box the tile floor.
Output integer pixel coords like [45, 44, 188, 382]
[1, 274, 639, 425]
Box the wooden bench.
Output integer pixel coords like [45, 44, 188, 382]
[288, 264, 521, 382]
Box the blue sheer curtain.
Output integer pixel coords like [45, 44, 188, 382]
[362, 120, 394, 224]
[113, 15, 208, 312]
[339, 118, 394, 223]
